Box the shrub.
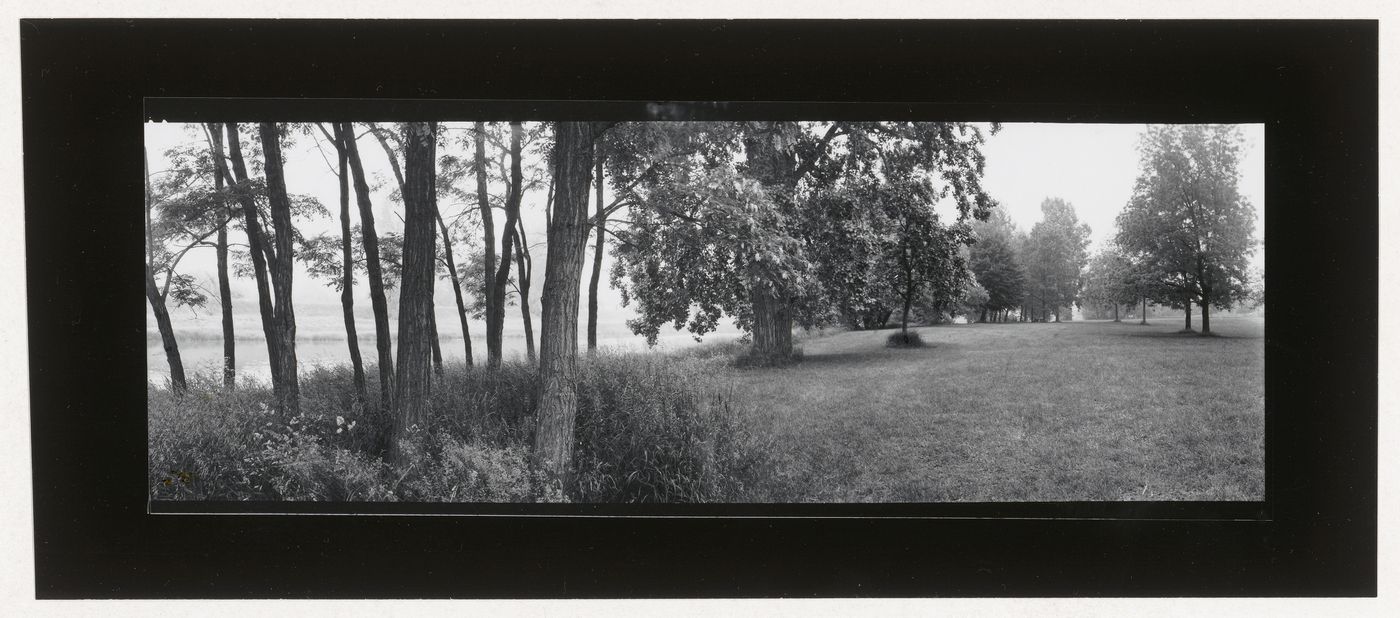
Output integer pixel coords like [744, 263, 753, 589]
[885, 330, 926, 348]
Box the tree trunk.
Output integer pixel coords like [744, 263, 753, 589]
[224, 124, 284, 401]
[979, 306, 987, 323]
[1200, 294, 1212, 335]
[434, 202, 474, 367]
[587, 155, 606, 352]
[389, 122, 438, 465]
[429, 300, 443, 376]
[258, 123, 301, 415]
[1184, 300, 1193, 331]
[343, 122, 394, 411]
[205, 124, 236, 389]
[513, 223, 536, 364]
[1140, 296, 1148, 325]
[328, 124, 368, 401]
[534, 121, 600, 486]
[145, 264, 187, 393]
[1112, 302, 1120, 322]
[488, 122, 524, 368]
[476, 122, 502, 367]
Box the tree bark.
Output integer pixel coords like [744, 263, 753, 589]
[488, 122, 524, 368]
[389, 122, 438, 465]
[1140, 296, 1149, 325]
[205, 124, 237, 389]
[328, 124, 368, 401]
[1184, 300, 1193, 331]
[1112, 302, 1120, 322]
[343, 122, 395, 411]
[224, 124, 283, 400]
[534, 121, 600, 486]
[475, 122, 502, 367]
[587, 155, 606, 352]
[513, 223, 536, 364]
[429, 304, 443, 376]
[258, 123, 300, 415]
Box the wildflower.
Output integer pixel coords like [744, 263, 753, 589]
[336, 416, 345, 426]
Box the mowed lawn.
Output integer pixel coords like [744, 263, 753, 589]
[736, 316, 1265, 502]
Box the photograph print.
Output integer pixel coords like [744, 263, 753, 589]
[146, 115, 1264, 505]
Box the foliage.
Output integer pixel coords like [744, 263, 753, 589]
[1023, 197, 1091, 319]
[1115, 125, 1257, 315]
[968, 209, 1026, 315]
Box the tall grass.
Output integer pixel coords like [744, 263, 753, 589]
[149, 349, 776, 503]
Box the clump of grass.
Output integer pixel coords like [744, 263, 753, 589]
[885, 331, 925, 348]
[571, 353, 775, 502]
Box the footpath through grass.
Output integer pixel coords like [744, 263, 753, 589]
[742, 317, 1265, 502]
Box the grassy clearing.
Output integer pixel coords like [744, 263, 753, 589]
[149, 317, 1263, 503]
[736, 316, 1264, 502]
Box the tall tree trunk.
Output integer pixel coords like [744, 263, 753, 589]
[1113, 302, 1120, 322]
[534, 121, 600, 486]
[258, 123, 300, 415]
[587, 155, 606, 353]
[1200, 294, 1212, 335]
[429, 303, 443, 376]
[475, 122, 502, 367]
[145, 266, 187, 393]
[513, 223, 536, 364]
[1184, 300, 1193, 331]
[435, 203, 474, 367]
[205, 124, 237, 389]
[389, 122, 438, 465]
[224, 124, 283, 400]
[327, 124, 368, 401]
[489, 122, 524, 368]
[343, 122, 394, 411]
[1141, 296, 1149, 325]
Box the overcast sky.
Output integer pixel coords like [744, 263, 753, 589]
[144, 121, 1265, 336]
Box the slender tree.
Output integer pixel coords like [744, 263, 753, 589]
[223, 123, 286, 404]
[144, 147, 187, 393]
[587, 155, 606, 352]
[329, 123, 369, 400]
[202, 123, 237, 388]
[389, 122, 439, 464]
[473, 122, 503, 366]
[512, 219, 537, 363]
[342, 122, 395, 409]
[257, 122, 301, 414]
[487, 122, 525, 368]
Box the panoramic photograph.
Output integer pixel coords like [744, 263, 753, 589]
[145, 118, 1264, 504]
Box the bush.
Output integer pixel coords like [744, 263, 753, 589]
[885, 330, 926, 348]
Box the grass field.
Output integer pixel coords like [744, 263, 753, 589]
[739, 316, 1265, 502]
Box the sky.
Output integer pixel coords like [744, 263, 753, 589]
[143, 121, 1266, 346]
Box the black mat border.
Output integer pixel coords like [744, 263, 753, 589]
[23, 19, 1376, 598]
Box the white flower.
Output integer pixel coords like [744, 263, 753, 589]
[336, 416, 345, 426]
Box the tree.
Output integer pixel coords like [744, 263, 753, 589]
[968, 209, 1026, 322]
[342, 122, 395, 410]
[200, 123, 238, 388]
[586, 156, 606, 352]
[1116, 125, 1257, 335]
[388, 122, 439, 464]
[1023, 197, 1091, 322]
[610, 121, 997, 355]
[257, 122, 303, 414]
[1081, 247, 1139, 321]
[534, 121, 611, 485]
